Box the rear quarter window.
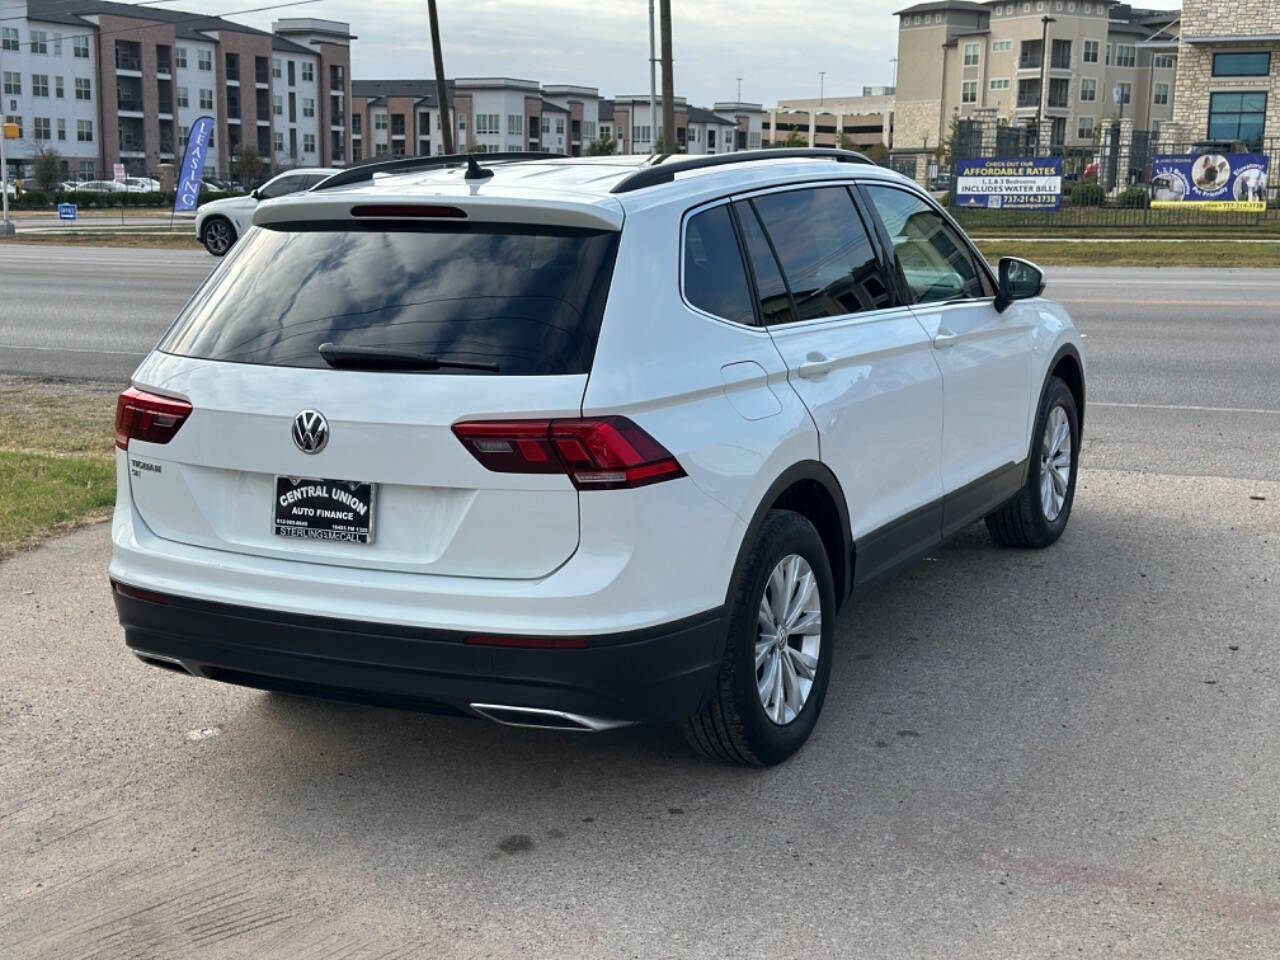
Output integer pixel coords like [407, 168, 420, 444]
[683, 205, 755, 325]
[161, 223, 619, 375]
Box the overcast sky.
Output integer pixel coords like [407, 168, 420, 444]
[226, 0, 1181, 107]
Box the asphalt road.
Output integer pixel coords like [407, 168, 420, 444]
[2, 249, 1279, 957]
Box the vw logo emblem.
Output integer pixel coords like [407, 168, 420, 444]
[292, 410, 329, 454]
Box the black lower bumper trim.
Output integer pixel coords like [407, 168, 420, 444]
[112, 584, 726, 724]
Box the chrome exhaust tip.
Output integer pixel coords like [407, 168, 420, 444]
[134, 651, 192, 675]
[469, 702, 632, 732]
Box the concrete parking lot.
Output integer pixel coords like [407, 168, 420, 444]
[1, 247, 1278, 957]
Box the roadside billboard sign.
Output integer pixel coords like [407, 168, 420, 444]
[956, 157, 1063, 210]
[58, 203, 77, 221]
[173, 115, 215, 214]
[1150, 153, 1269, 212]
[112, 162, 126, 184]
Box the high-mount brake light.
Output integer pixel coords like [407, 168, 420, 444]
[349, 204, 467, 219]
[452, 417, 685, 490]
[114, 387, 192, 450]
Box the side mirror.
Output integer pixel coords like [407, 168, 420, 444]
[995, 256, 1046, 313]
[250, 188, 261, 201]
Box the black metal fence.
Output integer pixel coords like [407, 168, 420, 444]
[943, 118, 1280, 229]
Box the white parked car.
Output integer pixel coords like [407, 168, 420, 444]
[123, 177, 161, 193]
[194, 167, 339, 256]
[111, 150, 1086, 764]
[65, 179, 127, 193]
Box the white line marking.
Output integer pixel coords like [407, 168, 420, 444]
[1093, 401, 1280, 415]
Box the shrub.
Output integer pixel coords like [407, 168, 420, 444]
[1070, 182, 1106, 207]
[1117, 186, 1150, 208]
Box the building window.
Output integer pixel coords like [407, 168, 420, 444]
[77, 119, 92, 142]
[1153, 83, 1169, 106]
[1, 27, 18, 51]
[304, 133, 315, 152]
[992, 39, 1013, 53]
[1153, 54, 1175, 69]
[175, 46, 186, 68]
[198, 49, 211, 71]
[1208, 91, 1267, 150]
[962, 81, 978, 104]
[748, 130, 761, 149]
[475, 113, 499, 135]
[4, 115, 21, 138]
[1050, 39, 1072, 69]
[1076, 116, 1094, 140]
[374, 112, 387, 130]
[52, 33, 61, 56]
[273, 94, 282, 116]
[583, 119, 595, 139]
[990, 78, 1010, 91]
[199, 88, 213, 110]
[417, 111, 429, 134]
[1213, 52, 1270, 77]
[1083, 40, 1099, 64]
[507, 114, 522, 136]
[74, 35, 88, 58]
[176, 86, 188, 107]
[179, 124, 189, 144]
[57, 118, 65, 140]
[352, 114, 362, 134]
[301, 62, 314, 82]
[302, 97, 314, 117]
[2, 72, 19, 95]
[32, 74, 48, 97]
[963, 42, 980, 66]
[458, 114, 466, 132]
[75, 77, 90, 100]
[390, 113, 404, 136]
[374, 142, 388, 156]
[632, 124, 650, 142]
[1114, 45, 1135, 68]
[272, 58, 281, 79]
[556, 117, 564, 134]
[1079, 78, 1096, 102]
[30, 30, 47, 54]
[33, 116, 50, 139]
[352, 142, 362, 161]
[1116, 82, 1131, 104]
[541, 116, 550, 134]
[54, 75, 63, 98]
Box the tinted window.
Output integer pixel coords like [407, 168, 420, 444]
[734, 201, 793, 325]
[683, 205, 754, 325]
[1212, 52, 1270, 77]
[750, 187, 891, 322]
[161, 224, 618, 375]
[863, 185, 985, 304]
[257, 174, 307, 200]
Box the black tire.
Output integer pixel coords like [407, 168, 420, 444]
[681, 509, 836, 766]
[985, 376, 1080, 549]
[201, 216, 236, 257]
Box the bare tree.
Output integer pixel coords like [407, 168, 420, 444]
[429, 0, 454, 155]
[33, 144, 62, 192]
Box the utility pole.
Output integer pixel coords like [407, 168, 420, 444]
[737, 77, 742, 101]
[1035, 15, 1055, 153]
[659, 0, 674, 156]
[648, 0, 657, 155]
[819, 71, 825, 106]
[428, 0, 455, 155]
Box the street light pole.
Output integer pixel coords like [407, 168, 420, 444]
[1035, 15, 1056, 153]
[659, 0, 674, 157]
[648, 0, 657, 155]
[819, 71, 825, 107]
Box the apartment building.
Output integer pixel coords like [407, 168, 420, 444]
[762, 93, 894, 149]
[0, 0, 352, 181]
[350, 80, 754, 159]
[1166, 0, 1276, 151]
[892, 0, 1180, 162]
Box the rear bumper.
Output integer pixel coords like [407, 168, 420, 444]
[113, 583, 726, 724]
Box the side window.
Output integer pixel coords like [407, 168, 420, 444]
[749, 186, 891, 323]
[257, 175, 303, 200]
[862, 185, 986, 304]
[683, 205, 755, 326]
[733, 201, 793, 325]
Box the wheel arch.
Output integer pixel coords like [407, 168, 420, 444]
[726, 460, 853, 614]
[200, 213, 235, 242]
[1047, 343, 1086, 439]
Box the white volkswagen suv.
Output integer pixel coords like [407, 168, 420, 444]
[111, 150, 1085, 765]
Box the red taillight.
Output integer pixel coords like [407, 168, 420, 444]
[112, 581, 169, 604]
[349, 204, 467, 219]
[452, 417, 685, 490]
[114, 387, 192, 451]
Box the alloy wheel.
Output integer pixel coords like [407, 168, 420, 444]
[1040, 404, 1072, 522]
[205, 221, 232, 255]
[755, 554, 823, 725]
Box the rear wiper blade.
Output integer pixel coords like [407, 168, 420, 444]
[317, 342, 500, 372]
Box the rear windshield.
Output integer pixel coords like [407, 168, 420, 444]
[161, 223, 619, 375]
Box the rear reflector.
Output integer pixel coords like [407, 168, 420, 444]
[112, 580, 169, 605]
[452, 417, 685, 490]
[349, 204, 467, 219]
[114, 387, 192, 450]
[466, 635, 589, 650]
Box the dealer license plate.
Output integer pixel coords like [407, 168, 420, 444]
[273, 476, 375, 544]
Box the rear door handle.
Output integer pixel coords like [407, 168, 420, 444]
[797, 352, 837, 379]
[933, 328, 959, 349]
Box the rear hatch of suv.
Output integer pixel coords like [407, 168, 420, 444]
[121, 200, 620, 580]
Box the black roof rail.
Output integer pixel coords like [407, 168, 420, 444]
[609, 148, 873, 194]
[314, 151, 566, 192]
